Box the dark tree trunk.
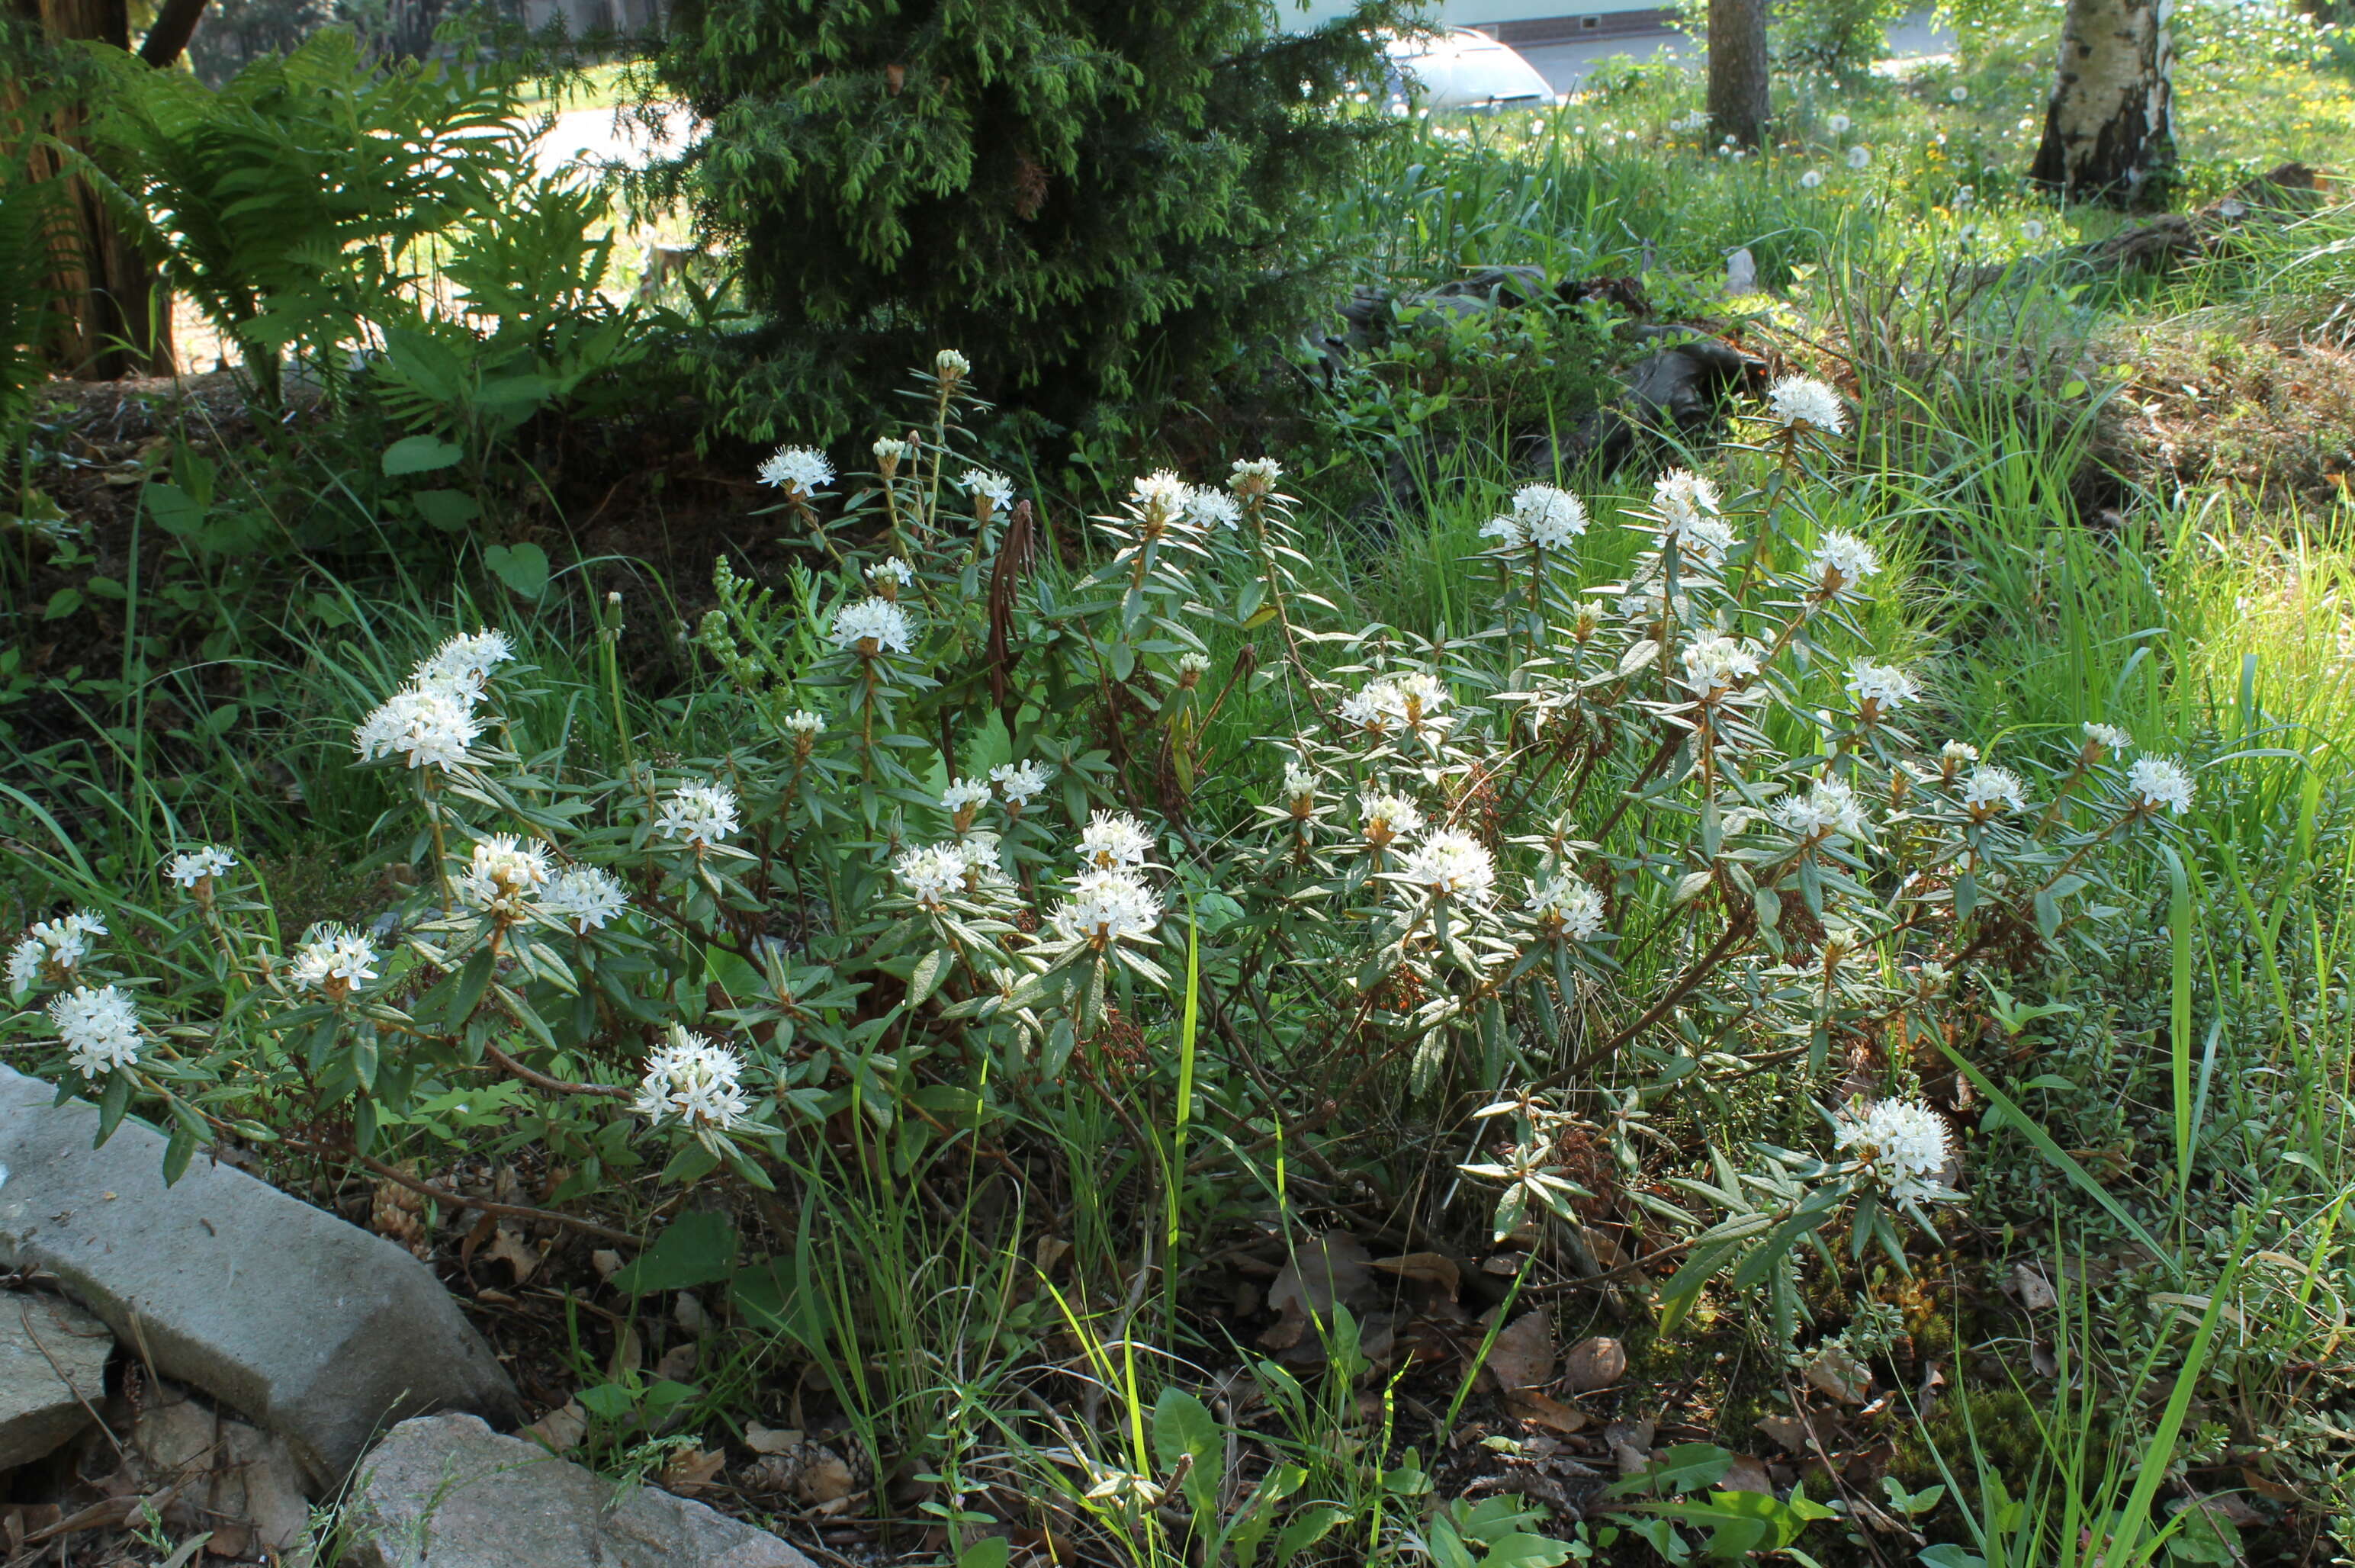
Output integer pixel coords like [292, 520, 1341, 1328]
[137, 0, 209, 66]
[2029, 0, 2177, 207]
[8, 0, 174, 378]
[1706, 0, 1771, 149]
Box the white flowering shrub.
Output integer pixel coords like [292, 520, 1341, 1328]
[4, 360, 2199, 1340]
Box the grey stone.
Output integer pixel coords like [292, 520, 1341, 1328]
[345, 1412, 817, 1568]
[0, 1065, 520, 1488]
[0, 1289, 111, 1467]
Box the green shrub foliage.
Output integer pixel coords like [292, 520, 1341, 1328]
[655, 0, 1408, 439]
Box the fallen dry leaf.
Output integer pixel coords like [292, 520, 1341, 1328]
[1580, 1226, 1630, 1273]
[1563, 1335, 1626, 1393]
[1501, 1389, 1589, 1433]
[674, 1293, 708, 1334]
[798, 1445, 856, 1506]
[1260, 1233, 1373, 1351]
[1604, 1415, 1655, 1452]
[1371, 1252, 1462, 1299]
[2012, 1263, 2058, 1312]
[1612, 1441, 1652, 1477]
[660, 1445, 726, 1495]
[522, 1399, 588, 1454]
[654, 1341, 700, 1383]
[1802, 1345, 1871, 1404]
[480, 1226, 545, 1286]
[1755, 1414, 1810, 1454]
[1483, 1311, 1557, 1390]
[1717, 1454, 1775, 1495]
[591, 1248, 623, 1280]
[745, 1421, 805, 1455]
[1034, 1235, 1073, 1278]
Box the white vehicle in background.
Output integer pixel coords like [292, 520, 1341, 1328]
[1382, 27, 1556, 110]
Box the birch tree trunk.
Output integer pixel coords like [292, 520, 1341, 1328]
[2028, 0, 2177, 207]
[1706, 0, 1770, 149]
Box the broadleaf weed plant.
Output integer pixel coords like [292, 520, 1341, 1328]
[5, 352, 2218, 1557]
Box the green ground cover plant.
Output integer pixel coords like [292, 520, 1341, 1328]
[3, 2, 2354, 1563]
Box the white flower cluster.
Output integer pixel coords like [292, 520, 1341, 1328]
[1807, 530, 1881, 599]
[635, 1026, 752, 1138]
[1339, 673, 1450, 737]
[540, 866, 631, 933]
[831, 596, 915, 655]
[992, 760, 1054, 808]
[1049, 868, 1162, 948]
[1768, 375, 1846, 436]
[758, 445, 834, 496]
[657, 782, 741, 847]
[1358, 791, 1425, 843]
[1846, 660, 1918, 712]
[354, 629, 515, 772]
[1651, 470, 1735, 567]
[1775, 776, 1871, 844]
[1396, 828, 1497, 904]
[895, 841, 975, 908]
[458, 834, 551, 917]
[1078, 811, 1154, 870]
[8, 910, 108, 992]
[1961, 766, 2026, 818]
[48, 983, 142, 1078]
[942, 779, 993, 818]
[290, 926, 380, 995]
[1681, 635, 1762, 697]
[866, 557, 915, 589]
[1834, 1098, 1955, 1203]
[962, 469, 1015, 513]
[2128, 757, 2194, 817]
[1527, 872, 1605, 940]
[1229, 457, 1283, 497]
[165, 844, 238, 890]
[2083, 722, 2132, 753]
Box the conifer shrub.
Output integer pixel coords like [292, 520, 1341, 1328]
[654, 0, 1407, 440]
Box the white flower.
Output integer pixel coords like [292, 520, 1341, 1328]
[1049, 868, 1162, 947]
[866, 557, 916, 587]
[458, 834, 552, 915]
[1800, 169, 1824, 189]
[1175, 651, 1211, 680]
[165, 845, 237, 890]
[1358, 791, 1425, 841]
[413, 630, 514, 702]
[1674, 516, 1739, 570]
[757, 445, 834, 495]
[1775, 777, 1872, 843]
[2128, 757, 2195, 816]
[956, 833, 1006, 884]
[539, 867, 630, 933]
[657, 782, 741, 847]
[1681, 635, 1762, 695]
[936, 349, 971, 378]
[11, 911, 108, 988]
[1619, 576, 1688, 625]
[290, 925, 380, 994]
[1846, 660, 1918, 712]
[1513, 484, 1589, 550]
[1182, 487, 1242, 532]
[991, 760, 1054, 807]
[782, 710, 824, 734]
[1651, 469, 1722, 535]
[830, 596, 914, 655]
[1941, 740, 1981, 767]
[1078, 811, 1155, 870]
[1961, 766, 2026, 816]
[941, 779, 993, 816]
[1807, 530, 1880, 596]
[1397, 830, 1496, 903]
[1846, 144, 1872, 169]
[873, 435, 911, 463]
[1479, 515, 1525, 551]
[1827, 113, 1852, 133]
[962, 469, 1015, 512]
[1229, 457, 1284, 496]
[635, 1026, 752, 1138]
[1339, 681, 1402, 733]
[2084, 722, 2132, 752]
[1834, 1098, 1955, 1203]
[895, 842, 969, 908]
[1528, 872, 1605, 940]
[48, 984, 143, 1077]
[1393, 672, 1450, 730]
[354, 686, 483, 771]
[1131, 471, 1191, 519]
[1283, 758, 1318, 801]
[1768, 376, 1846, 435]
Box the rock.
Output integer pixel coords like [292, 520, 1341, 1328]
[0, 1065, 520, 1488]
[132, 1380, 315, 1555]
[1563, 1335, 1627, 1393]
[0, 1290, 111, 1467]
[345, 1412, 817, 1568]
